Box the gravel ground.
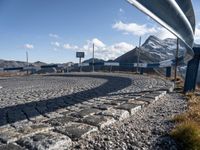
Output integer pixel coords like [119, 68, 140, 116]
[73, 93, 187, 150]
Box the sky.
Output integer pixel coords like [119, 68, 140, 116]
[0, 0, 200, 63]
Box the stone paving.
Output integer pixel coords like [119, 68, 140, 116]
[0, 73, 174, 150]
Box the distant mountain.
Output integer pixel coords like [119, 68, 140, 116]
[115, 47, 159, 63]
[83, 58, 105, 63]
[0, 59, 47, 68]
[0, 59, 26, 68]
[141, 35, 185, 60]
[31, 61, 47, 67]
[115, 35, 185, 63]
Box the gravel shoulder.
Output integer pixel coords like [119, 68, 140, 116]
[73, 93, 187, 150]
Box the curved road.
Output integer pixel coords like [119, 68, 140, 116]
[0, 73, 174, 150]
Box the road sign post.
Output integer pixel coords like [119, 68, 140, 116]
[92, 44, 95, 72]
[76, 52, 85, 72]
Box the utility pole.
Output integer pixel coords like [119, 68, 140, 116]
[79, 57, 82, 72]
[26, 51, 29, 75]
[92, 43, 95, 72]
[174, 38, 179, 82]
[26, 51, 29, 67]
[137, 36, 142, 73]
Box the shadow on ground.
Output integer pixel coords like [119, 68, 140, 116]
[0, 74, 132, 127]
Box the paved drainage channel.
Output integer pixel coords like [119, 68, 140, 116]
[0, 75, 174, 150]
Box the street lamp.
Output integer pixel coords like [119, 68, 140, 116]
[137, 36, 142, 73]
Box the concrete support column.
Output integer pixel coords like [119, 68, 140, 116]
[166, 67, 171, 78]
[184, 47, 200, 92]
[140, 68, 144, 75]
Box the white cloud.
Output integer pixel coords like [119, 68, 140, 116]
[92, 38, 106, 48]
[113, 21, 156, 36]
[156, 27, 176, 39]
[49, 33, 59, 38]
[81, 38, 134, 60]
[51, 41, 79, 51]
[51, 41, 60, 47]
[24, 44, 34, 49]
[50, 38, 134, 60]
[194, 24, 200, 43]
[119, 8, 124, 13]
[97, 42, 134, 60]
[63, 44, 79, 50]
[113, 21, 175, 39]
[81, 38, 106, 54]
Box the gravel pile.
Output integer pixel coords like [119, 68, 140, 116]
[73, 93, 187, 150]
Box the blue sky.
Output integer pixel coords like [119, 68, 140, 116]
[0, 0, 200, 63]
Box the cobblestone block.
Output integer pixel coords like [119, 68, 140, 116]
[104, 100, 126, 106]
[92, 104, 113, 110]
[55, 108, 69, 114]
[0, 111, 7, 126]
[11, 120, 32, 129]
[0, 128, 22, 143]
[35, 103, 48, 115]
[159, 85, 174, 92]
[45, 116, 80, 126]
[66, 106, 80, 112]
[127, 100, 148, 107]
[17, 131, 72, 150]
[71, 108, 101, 118]
[55, 122, 98, 140]
[82, 115, 116, 130]
[98, 108, 130, 121]
[44, 112, 63, 119]
[116, 103, 142, 115]
[152, 91, 167, 97]
[16, 124, 52, 137]
[137, 97, 156, 104]
[7, 109, 27, 124]
[143, 94, 159, 101]
[0, 143, 25, 150]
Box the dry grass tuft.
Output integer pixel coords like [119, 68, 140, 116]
[171, 121, 200, 150]
[172, 114, 188, 123]
[171, 92, 200, 150]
